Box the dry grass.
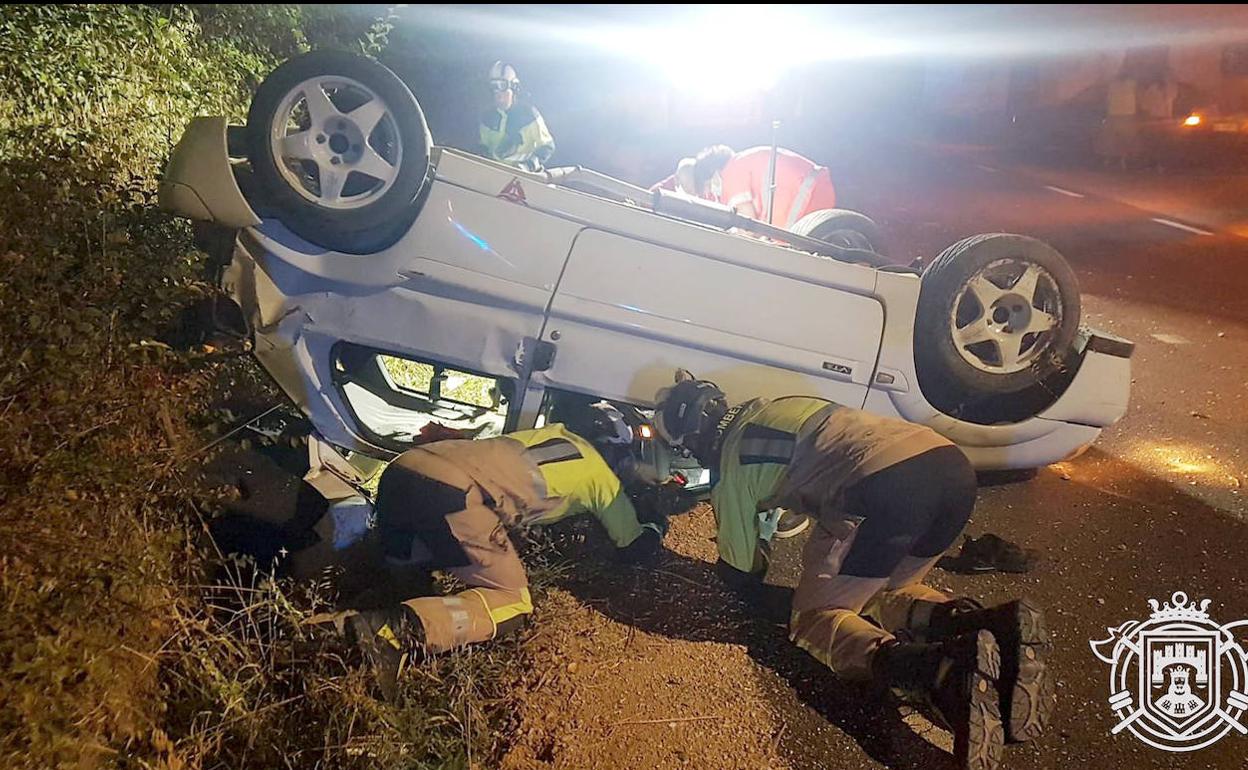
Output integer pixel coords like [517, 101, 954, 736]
[0, 327, 539, 769]
[0, 8, 539, 765]
[0, 147, 533, 770]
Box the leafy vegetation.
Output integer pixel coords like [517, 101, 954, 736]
[0, 5, 526, 768]
[380, 355, 500, 409]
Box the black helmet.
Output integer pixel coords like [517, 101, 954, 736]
[555, 397, 648, 481]
[654, 371, 726, 447]
[562, 399, 634, 448]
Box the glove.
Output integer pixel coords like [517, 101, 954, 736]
[617, 525, 664, 564]
[656, 480, 694, 516]
[638, 505, 670, 537]
[629, 480, 689, 535]
[758, 508, 781, 542]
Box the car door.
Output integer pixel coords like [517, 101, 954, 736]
[243, 166, 586, 450]
[533, 228, 885, 409]
[376, 176, 582, 379]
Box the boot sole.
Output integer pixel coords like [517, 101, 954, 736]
[950, 599, 1055, 742]
[1002, 600, 1055, 742]
[959, 630, 1005, 770]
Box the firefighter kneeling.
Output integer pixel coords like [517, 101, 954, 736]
[347, 403, 664, 697]
[654, 371, 1055, 770]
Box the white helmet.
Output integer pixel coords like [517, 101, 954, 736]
[488, 60, 519, 88]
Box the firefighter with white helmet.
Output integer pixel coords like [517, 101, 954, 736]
[479, 60, 556, 172]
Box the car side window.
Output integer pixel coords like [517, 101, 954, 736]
[332, 343, 512, 451]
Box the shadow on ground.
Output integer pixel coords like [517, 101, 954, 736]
[540, 519, 958, 770]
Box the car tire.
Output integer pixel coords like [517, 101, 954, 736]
[915, 233, 1081, 421]
[246, 51, 432, 253]
[791, 208, 883, 253]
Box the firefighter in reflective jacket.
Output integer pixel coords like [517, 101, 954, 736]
[654, 371, 1053, 770]
[347, 405, 662, 694]
[673, 145, 836, 226]
[479, 60, 555, 172]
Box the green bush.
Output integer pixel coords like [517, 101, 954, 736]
[0, 6, 536, 770]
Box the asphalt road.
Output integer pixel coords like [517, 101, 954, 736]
[781, 142, 1248, 768]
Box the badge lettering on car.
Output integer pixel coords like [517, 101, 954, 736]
[822, 361, 853, 376]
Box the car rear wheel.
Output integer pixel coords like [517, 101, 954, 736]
[246, 51, 431, 252]
[791, 208, 883, 254]
[915, 233, 1081, 422]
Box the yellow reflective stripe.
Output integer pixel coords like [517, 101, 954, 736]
[377, 623, 402, 650]
[786, 168, 821, 228]
[488, 587, 534, 624]
[471, 587, 533, 628]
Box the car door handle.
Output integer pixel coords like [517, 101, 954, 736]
[515, 337, 557, 373]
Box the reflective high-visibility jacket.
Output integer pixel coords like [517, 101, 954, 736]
[716, 146, 836, 227]
[508, 424, 647, 548]
[709, 398, 950, 573]
[392, 424, 646, 547]
[479, 104, 555, 171]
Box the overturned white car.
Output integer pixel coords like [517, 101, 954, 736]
[160, 51, 1132, 474]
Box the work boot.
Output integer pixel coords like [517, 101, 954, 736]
[347, 605, 426, 701]
[773, 509, 810, 539]
[931, 597, 1055, 743]
[874, 630, 1004, 770]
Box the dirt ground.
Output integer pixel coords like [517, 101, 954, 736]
[489, 449, 1248, 770]
[499, 505, 957, 770]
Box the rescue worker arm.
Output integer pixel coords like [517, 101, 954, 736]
[585, 472, 650, 549]
[530, 110, 555, 165]
[477, 125, 490, 157]
[479, 109, 505, 161]
[594, 481, 665, 563]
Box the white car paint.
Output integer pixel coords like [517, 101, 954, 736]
[165, 118, 1133, 470]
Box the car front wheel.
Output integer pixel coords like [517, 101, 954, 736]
[245, 51, 432, 253]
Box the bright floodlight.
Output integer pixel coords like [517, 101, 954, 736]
[633, 5, 825, 94]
